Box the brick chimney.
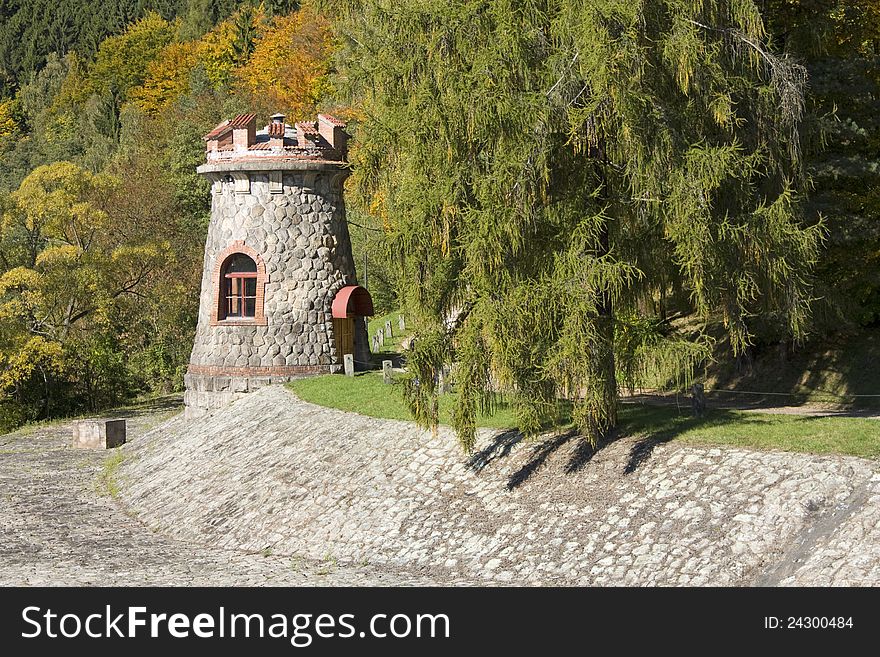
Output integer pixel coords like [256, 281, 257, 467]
[231, 113, 257, 151]
[268, 113, 286, 148]
[317, 114, 348, 155]
[296, 120, 319, 147]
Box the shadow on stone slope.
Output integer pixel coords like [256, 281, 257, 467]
[504, 430, 604, 490]
[479, 407, 755, 487]
[467, 430, 522, 473]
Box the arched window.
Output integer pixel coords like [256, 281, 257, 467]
[210, 242, 267, 326]
[221, 253, 258, 319]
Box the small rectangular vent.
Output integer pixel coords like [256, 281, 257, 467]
[233, 173, 250, 194]
[269, 171, 283, 194]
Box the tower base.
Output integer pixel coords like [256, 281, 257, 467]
[183, 368, 330, 419]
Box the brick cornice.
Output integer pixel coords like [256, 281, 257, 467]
[187, 364, 328, 377]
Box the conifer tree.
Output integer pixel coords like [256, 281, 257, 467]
[327, 0, 824, 450]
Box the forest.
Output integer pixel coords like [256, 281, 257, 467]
[0, 0, 879, 437]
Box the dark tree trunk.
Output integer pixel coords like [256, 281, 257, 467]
[584, 148, 618, 443]
[591, 213, 618, 442]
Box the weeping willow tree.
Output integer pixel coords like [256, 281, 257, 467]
[324, 0, 823, 451]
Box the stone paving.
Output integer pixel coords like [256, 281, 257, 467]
[0, 397, 442, 586]
[2, 386, 878, 586]
[114, 386, 879, 586]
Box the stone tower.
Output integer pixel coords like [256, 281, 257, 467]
[184, 112, 373, 418]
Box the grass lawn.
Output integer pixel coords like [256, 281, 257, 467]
[367, 311, 406, 354]
[619, 405, 880, 459]
[288, 373, 880, 459]
[288, 372, 523, 430]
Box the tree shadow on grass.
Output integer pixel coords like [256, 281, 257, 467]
[621, 407, 766, 474]
[107, 394, 184, 418]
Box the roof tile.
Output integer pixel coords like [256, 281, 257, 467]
[229, 113, 257, 129]
[204, 119, 230, 140]
[319, 114, 347, 127]
[296, 121, 319, 135]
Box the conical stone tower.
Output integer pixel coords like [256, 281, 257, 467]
[184, 112, 373, 418]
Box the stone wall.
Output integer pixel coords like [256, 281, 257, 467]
[185, 166, 368, 417]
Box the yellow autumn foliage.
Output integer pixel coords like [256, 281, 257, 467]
[0, 98, 17, 144]
[234, 8, 333, 120]
[129, 41, 200, 115]
[0, 336, 66, 393]
[129, 13, 245, 114]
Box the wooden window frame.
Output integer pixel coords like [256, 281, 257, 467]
[224, 268, 258, 319]
[210, 241, 268, 326]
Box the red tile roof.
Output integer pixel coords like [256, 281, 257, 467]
[319, 114, 346, 127]
[204, 119, 230, 140]
[203, 113, 256, 140]
[296, 121, 319, 135]
[229, 113, 257, 129]
[205, 112, 348, 163]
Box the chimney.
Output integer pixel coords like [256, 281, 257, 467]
[317, 114, 348, 156]
[269, 113, 286, 148]
[231, 113, 257, 151]
[296, 121, 319, 148]
[204, 119, 230, 153]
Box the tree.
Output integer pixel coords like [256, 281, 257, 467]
[327, 0, 823, 450]
[0, 0, 188, 96]
[0, 162, 168, 420]
[760, 1, 880, 328]
[234, 6, 332, 118]
[86, 12, 178, 102]
[0, 97, 17, 145]
[129, 41, 200, 115]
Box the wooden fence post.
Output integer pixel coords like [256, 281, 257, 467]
[691, 383, 706, 417]
[439, 365, 452, 394]
[383, 360, 393, 384]
[344, 353, 355, 377]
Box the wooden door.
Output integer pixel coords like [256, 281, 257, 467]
[333, 317, 355, 362]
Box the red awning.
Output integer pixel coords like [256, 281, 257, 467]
[331, 285, 374, 318]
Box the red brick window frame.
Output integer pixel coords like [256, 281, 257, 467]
[210, 241, 267, 326]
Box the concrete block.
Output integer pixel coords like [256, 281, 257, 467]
[72, 420, 126, 449]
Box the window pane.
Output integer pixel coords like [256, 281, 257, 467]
[244, 277, 257, 296]
[227, 254, 257, 273]
[244, 298, 256, 317]
[228, 295, 240, 316]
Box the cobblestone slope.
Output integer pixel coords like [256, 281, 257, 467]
[118, 386, 880, 586]
[0, 400, 448, 586]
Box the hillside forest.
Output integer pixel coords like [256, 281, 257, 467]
[0, 0, 879, 434]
